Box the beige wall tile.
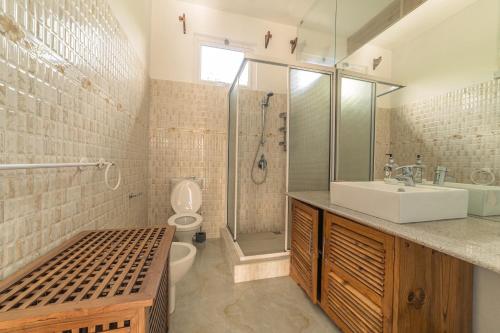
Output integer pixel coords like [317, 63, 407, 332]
[375, 79, 500, 184]
[0, 0, 149, 279]
[237, 89, 287, 233]
[148, 79, 228, 238]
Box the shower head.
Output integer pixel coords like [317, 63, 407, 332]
[262, 91, 274, 106]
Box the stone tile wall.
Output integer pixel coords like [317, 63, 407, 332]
[375, 79, 500, 184]
[0, 0, 149, 278]
[374, 107, 391, 180]
[148, 80, 227, 238]
[236, 89, 287, 234]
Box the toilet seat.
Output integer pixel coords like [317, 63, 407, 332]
[168, 212, 202, 231]
[171, 180, 202, 214]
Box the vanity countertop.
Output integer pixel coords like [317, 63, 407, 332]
[288, 191, 500, 274]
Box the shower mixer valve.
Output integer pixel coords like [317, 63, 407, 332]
[258, 154, 267, 170]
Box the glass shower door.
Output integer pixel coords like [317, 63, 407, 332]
[335, 75, 376, 181]
[288, 68, 332, 191]
[227, 77, 239, 239]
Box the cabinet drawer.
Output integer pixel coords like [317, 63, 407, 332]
[326, 272, 384, 332]
[322, 213, 394, 333]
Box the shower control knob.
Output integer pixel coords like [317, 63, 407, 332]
[258, 155, 267, 170]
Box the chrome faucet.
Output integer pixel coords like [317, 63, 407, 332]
[394, 166, 416, 187]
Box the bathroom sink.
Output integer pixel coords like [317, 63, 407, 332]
[433, 182, 500, 217]
[330, 181, 468, 223]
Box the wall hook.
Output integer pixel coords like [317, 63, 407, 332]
[290, 37, 298, 54]
[265, 31, 272, 49]
[179, 13, 186, 34]
[373, 56, 382, 70]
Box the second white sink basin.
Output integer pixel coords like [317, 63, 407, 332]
[434, 182, 500, 217]
[330, 181, 468, 223]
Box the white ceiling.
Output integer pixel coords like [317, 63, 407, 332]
[178, 0, 316, 27]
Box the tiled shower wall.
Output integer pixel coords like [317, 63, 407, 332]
[0, 1, 150, 278]
[375, 79, 500, 184]
[373, 107, 391, 180]
[237, 89, 287, 234]
[148, 80, 227, 238]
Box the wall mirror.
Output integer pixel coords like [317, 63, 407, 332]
[297, 0, 427, 66]
[338, 0, 500, 221]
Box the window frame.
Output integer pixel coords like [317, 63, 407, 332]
[195, 34, 254, 87]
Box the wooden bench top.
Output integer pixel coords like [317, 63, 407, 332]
[0, 226, 175, 330]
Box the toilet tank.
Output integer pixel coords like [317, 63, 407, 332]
[169, 177, 203, 195]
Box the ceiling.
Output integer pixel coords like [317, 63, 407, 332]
[178, 0, 316, 27]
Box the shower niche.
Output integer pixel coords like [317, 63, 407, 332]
[227, 59, 289, 257]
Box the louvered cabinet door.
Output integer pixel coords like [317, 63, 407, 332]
[290, 199, 319, 303]
[321, 213, 395, 333]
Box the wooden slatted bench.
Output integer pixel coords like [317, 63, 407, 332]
[0, 226, 175, 333]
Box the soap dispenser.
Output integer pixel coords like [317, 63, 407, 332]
[383, 154, 398, 184]
[413, 154, 426, 184]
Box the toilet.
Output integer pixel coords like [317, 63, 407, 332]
[169, 242, 197, 314]
[168, 178, 203, 242]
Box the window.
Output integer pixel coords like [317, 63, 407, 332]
[199, 45, 249, 85]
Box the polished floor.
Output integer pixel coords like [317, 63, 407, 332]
[170, 239, 340, 333]
[237, 231, 286, 256]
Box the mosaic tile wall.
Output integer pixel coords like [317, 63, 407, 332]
[0, 0, 150, 279]
[375, 79, 500, 184]
[374, 107, 391, 180]
[149, 80, 227, 238]
[237, 89, 287, 234]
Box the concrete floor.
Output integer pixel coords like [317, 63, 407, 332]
[170, 239, 340, 333]
[237, 232, 286, 256]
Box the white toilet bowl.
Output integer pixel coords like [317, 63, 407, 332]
[167, 213, 202, 243]
[169, 242, 197, 314]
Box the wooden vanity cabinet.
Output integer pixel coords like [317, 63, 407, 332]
[289, 199, 473, 333]
[320, 212, 473, 333]
[290, 200, 320, 303]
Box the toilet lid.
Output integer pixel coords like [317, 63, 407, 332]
[171, 180, 202, 213]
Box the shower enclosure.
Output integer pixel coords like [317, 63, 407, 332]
[227, 58, 335, 258]
[227, 59, 289, 257]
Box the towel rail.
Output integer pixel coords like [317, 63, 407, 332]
[0, 161, 102, 171]
[0, 158, 122, 190]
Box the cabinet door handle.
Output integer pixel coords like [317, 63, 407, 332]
[407, 288, 426, 309]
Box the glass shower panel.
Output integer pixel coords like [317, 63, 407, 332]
[289, 69, 332, 191]
[226, 76, 239, 239]
[336, 76, 375, 181]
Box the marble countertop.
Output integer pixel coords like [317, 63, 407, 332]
[287, 191, 500, 274]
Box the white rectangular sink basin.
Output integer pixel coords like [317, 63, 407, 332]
[330, 181, 468, 223]
[434, 182, 500, 217]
